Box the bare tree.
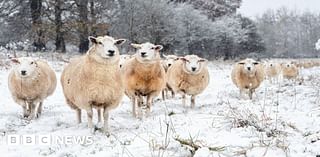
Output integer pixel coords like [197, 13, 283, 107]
[30, 0, 46, 51]
[54, 0, 65, 53]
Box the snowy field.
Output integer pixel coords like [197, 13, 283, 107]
[0, 59, 320, 157]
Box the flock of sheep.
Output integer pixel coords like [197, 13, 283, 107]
[5, 35, 314, 134]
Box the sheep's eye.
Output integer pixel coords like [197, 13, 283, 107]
[151, 47, 155, 50]
[98, 42, 103, 45]
[31, 62, 34, 65]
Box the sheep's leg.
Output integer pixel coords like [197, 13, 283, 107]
[137, 96, 143, 119]
[97, 108, 102, 123]
[171, 90, 175, 99]
[22, 105, 30, 118]
[191, 95, 196, 108]
[182, 94, 186, 107]
[239, 89, 244, 99]
[162, 90, 165, 101]
[86, 107, 93, 128]
[76, 108, 82, 124]
[132, 97, 137, 117]
[28, 102, 36, 120]
[249, 89, 253, 100]
[36, 102, 43, 118]
[146, 95, 153, 117]
[103, 106, 109, 134]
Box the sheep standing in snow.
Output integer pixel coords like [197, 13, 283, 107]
[161, 54, 178, 100]
[264, 61, 281, 83]
[166, 55, 209, 108]
[61, 35, 126, 132]
[8, 57, 57, 119]
[281, 62, 299, 80]
[231, 58, 264, 99]
[122, 42, 166, 118]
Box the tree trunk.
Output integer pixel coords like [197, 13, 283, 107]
[54, 0, 66, 53]
[30, 0, 46, 51]
[77, 0, 89, 53]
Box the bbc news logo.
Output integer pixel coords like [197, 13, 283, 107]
[6, 135, 94, 145]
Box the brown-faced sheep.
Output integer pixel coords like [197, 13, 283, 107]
[161, 54, 178, 100]
[61, 35, 126, 133]
[281, 62, 299, 80]
[231, 58, 264, 99]
[8, 57, 57, 119]
[122, 42, 166, 118]
[166, 55, 209, 108]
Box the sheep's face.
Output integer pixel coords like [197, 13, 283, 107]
[11, 57, 38, 78]
[89, 36, 126, 64]
[238, 59, 259, 76]
[163, 55, 178, 68]
[119, 54, 131, 68]
[282, 62, 294, 69]
[180, 55, 207, 75]
[131, 42, 163, 63]
[265, 62, 278, 70]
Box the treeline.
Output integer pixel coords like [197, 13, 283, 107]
[255, 7, 320, 58]
[0, 0, 265, 59]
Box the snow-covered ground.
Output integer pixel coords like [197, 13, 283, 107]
[0, 60, 320, 157]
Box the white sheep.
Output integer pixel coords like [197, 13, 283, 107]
[61, 35, 126, 133]
[281, 62, 299, 81]
[8, 57, 57, 119]
[166, 55, 209, 108]
[264, 61, 281, 83]
[122, 42, 166, 118]
[231, 58, 264, 99]
[161, 54, 178, 100]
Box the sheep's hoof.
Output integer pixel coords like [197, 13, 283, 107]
[35, 113, 41, 119]
[23, 114, 29, 118]
[27, 115, 34, 121]
[96, 122, 103, 129]
[104, 131, 110, 137]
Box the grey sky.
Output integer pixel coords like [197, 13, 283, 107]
[238, 0, 320, 18]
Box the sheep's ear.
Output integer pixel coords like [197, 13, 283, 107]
[198, 58, 208, 63]
[179, 57, 188, 62]
[88, 36, 97, 44]
[115, 39, 126, 45]
[163, 54, 168, 58]
[154, 45, 163, 51]
[11, 58, 20, 64]
[131, 43, 142, 49]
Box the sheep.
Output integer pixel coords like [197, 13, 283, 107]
[161, 54, 178, 100]
[8, 57, 57, 119]
[61, 35, 126, 133]
[231, 58, 264, 99]
[281, 62, 299, 80]
[122, 42, 166, 118]
[119, 54, 132, 68]
[264, 61, 281, 83]
[166, 55, 209, 108]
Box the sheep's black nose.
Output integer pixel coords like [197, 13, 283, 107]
[21, 70, 26, 75]
[168, 63, 172, 67]
[108, 50, 115, 56]
[191, 67, 196, 71]
[141, 52, 147, 57]
[247, 67, 251, 71]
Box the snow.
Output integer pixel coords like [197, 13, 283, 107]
[0, 60, 320, 157]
